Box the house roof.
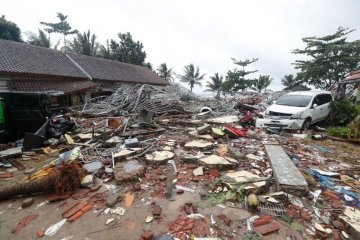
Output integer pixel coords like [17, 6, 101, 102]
[67, 53, 169, 85]
[9, 77, 96, 94]
[345, 70, 360, 81]
[0, 39, 169, 89]
[0, 39, 87, 79]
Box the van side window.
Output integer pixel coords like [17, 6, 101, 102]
[317, 94, 332, 105]
[323, 94, 332, 104]
[313, 96, 321, 106]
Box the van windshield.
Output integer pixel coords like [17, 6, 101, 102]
[276, 95, 312, 107]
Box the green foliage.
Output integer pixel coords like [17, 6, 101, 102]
[40, 13, 78, 48]
[222, 58, 258, 92]
[65, 30, 99, 56]
[27, 29, 50, 48]
[156, 63, 174, 82]
[326, 99, 358, 126]
[206, 73, 223, 99]
[281, 74, 298, 88]
[144, 62, 153, 70]
[251, 75, 273, 92]
[293, 27, 360, 89]
[99, 40, 111, 59]
[207, 180, 245, 205]
[348, 115, 360, 129]
[327, 127, 350, 139]
[178, 64, 205, 92]
[0, 15, 22, 42]
[109, 32, 146, 65]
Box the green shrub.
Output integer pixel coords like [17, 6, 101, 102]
[348, 115, 360, 129]
[327, 126, 349, 139]
[326, 100, 358, 126]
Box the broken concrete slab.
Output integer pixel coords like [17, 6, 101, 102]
[145, 151, 174, 164]
[114, 160, 146, 183]
[184, 140, 213, 149]
[113, 149, 135, 161]
[193, 167, 204, 176]
[339, 207, 360, 239]
[81, 175, 94, 187]
[0, 147, 22, 160]
[264, 145, 308, 192]
[106, 136, 123, 143]
[223, 170, 262, 183]
[77, 133, 100, 140]
[199, 155, 235, 166]
[246, 154, 263, 161]
[83, 161, 103, 173]
[207, 115, 239, 124]
[196, 124, 211, 135]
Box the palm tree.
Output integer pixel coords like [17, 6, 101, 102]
[206, 73, 223, 99]
[156, 63, 174, 82]
[27, 29, 50, 48]
[99, 40, 112, 59]
[65, 30, 99, 56]
[40, 13, 77, 49]
[281, 74, 297, 87]
[178, 64, 205, 92]
[252, 75, 273, 92]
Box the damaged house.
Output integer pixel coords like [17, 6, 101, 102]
[0, 39, 169, 105]
[0, 39, 168, 138]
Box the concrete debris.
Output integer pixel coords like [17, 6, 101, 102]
[199, 155, 235, 165]
[83, 161, 103, 173]
[0, 85, 358, 239]
[111, 207, 126, 216]
[265, 145, 308, 192]
[184, 140, 213, 149]
[145, 151, 174, 162]
[80, 175, 94, 187]
[193, 166, 204, 176]
[207, 115, 239, 124]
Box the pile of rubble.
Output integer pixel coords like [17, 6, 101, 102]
[0, 84, 359, 240]
[82, 84, 188, 116]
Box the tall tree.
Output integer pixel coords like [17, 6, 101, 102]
[144, 62, 153, 70]
[156, 63, 174, 82]
[251, 75, 273, 92]
[27, 29, 50, 48]
[222, 58, 258, 92]
[206, 73, 223, 99]
[99, 40, 111, 59]
[40, 13, 77, 49]
[292, 27, 360, 89]
[110, 32, 146, 65]
[0, 15, 22, 42]
[178, 64, 205, 92]
[65, 30, 99, 56]
[281, 74, 298, 87]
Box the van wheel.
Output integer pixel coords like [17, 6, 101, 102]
[301, 118, 311, 131]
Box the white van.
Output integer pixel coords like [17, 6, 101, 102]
[256, 91, 332, 130]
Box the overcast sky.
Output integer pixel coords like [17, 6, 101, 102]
[2, 0, 360, 93]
